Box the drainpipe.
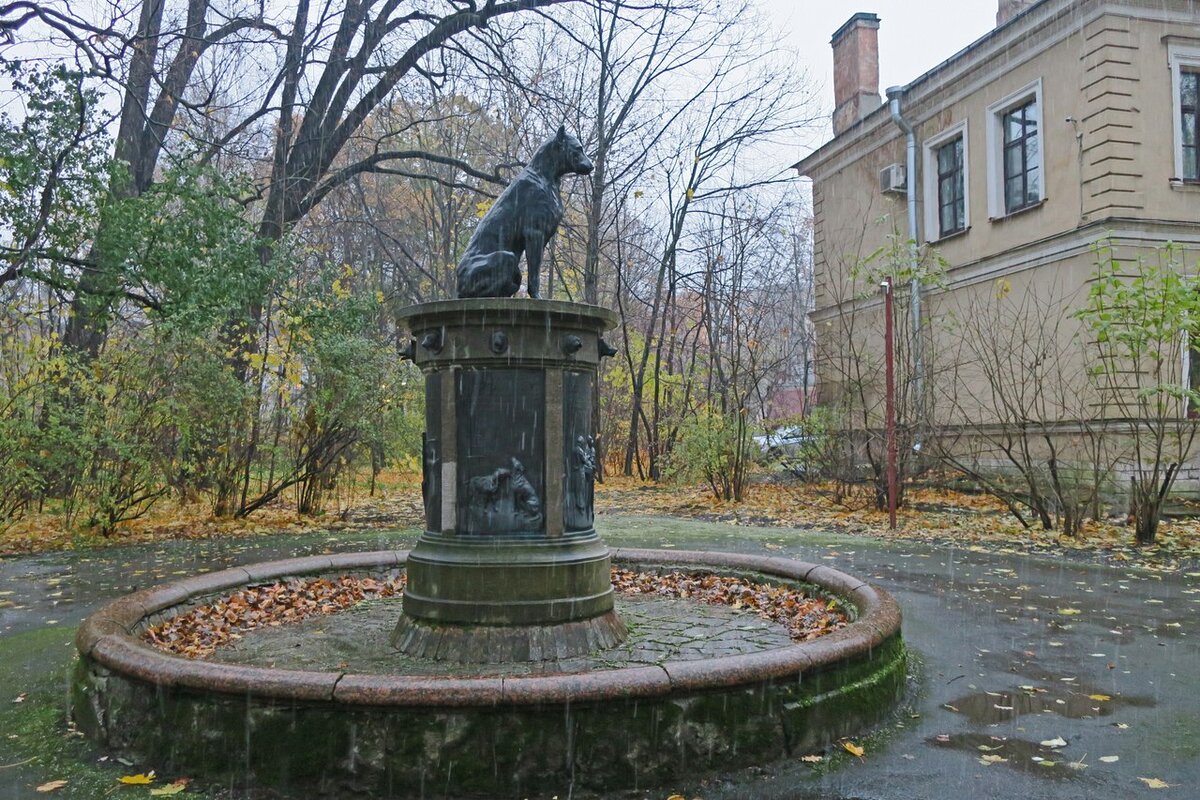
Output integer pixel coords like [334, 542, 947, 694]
[885, 85, 924, 435]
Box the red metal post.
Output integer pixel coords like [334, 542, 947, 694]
[883, 277, 898, 530]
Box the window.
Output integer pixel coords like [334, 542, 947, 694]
[936, 137, 966, 235]
[1183, 70, 1198, 180]
[1170, 44, 1200, 183]
[986, 80, 1044, 218]
[1185, 334, 1200, 417]
[922, 121, 969, 241]
[1002, 100, 1040, 212]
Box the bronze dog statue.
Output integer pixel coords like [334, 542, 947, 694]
[456, 126, 593, 298]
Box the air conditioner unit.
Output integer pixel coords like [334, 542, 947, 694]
[879, 163, 907, 195]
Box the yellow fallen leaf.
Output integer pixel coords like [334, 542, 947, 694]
[1088, 694, 1111, 701]
[667, 795, 685, 800]
[118, 772, 155, 785]
[1057, 608, 1082, 615]
[842, 741, 865, 758]
[150, 784, 187, 797]
[1139, 777, 1171, 789]
[979, 754, 1008, 765]
[35, 780, 67, 793]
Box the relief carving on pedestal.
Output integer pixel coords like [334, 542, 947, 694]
[465, 457, 544, 533]
[566, 435, 596, 529]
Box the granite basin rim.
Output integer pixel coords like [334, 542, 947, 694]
[75, 547, 901, 707]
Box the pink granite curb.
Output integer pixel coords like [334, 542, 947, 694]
[77, 547, 901, 708]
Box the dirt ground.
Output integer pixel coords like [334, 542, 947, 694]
[4, 469, 1200, 573]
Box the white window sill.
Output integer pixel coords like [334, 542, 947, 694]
[928, 225, 971, 245]
[1169, 179, 1200, 192]
[989, 197, 1047, 222]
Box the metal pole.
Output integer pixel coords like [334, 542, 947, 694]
[882, 277, 898, 530]
[886, 87, 924, 437]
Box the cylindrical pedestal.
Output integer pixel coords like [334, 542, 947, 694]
[392, 299, 626, 661]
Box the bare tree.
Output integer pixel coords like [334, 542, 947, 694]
[684, 189, 811, 500]
[815, 215, 943, 510]
[3, 0, 585, 357]
[933, 278, 1115, 534]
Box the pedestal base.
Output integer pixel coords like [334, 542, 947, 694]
[393, 529, 626, 661]
[390, 609, 627, 663]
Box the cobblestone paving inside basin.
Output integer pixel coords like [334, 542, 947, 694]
[210, 593, 793, 676]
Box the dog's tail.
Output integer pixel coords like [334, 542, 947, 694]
[456, 250, 520, 298]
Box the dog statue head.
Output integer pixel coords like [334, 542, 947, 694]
[542, 125, 593, 178]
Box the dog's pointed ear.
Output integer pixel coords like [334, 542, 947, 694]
[556, 124, 566, 142]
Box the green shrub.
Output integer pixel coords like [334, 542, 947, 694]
[665, 406, 753, 502]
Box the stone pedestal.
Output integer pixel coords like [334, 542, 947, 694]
[391, 299, 627, 661]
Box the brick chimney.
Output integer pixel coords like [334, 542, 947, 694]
[996, 0, 1038, 26]
[831, 13, 882, 136]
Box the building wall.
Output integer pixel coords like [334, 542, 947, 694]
[803, 0, 1200, 432]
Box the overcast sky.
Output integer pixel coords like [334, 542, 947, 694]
[761, 0, 1001, 161]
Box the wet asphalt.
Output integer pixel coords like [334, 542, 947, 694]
[1, 515, 1197, 800]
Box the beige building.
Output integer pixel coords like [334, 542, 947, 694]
[795, 0, 1200, 491]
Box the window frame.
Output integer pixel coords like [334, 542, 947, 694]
[1183, 331, 1200, 417]
[922, 121, 970, 242]
[1170, 44, 1200, 183]
[986, 79, 1045, 219]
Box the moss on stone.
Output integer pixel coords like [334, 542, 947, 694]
[2, 628, 145, 798]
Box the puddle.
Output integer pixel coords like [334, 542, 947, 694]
[944, 686, 1155, 724]
[1154, 623, 1187, 639]
[928, 732, 1089, 779]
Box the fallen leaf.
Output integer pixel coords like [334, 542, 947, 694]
[979, 754, 1008, 765]
[799, 754, 823, 763]
[149, 785, 187, 797]
[1057, 608, 1082, 615]
[1088, 694, 1111, 701]
[841, 741, 865, 758]
[118, 772, 155, 785]
[35, 781, 67, 793]
[1100, 756, 1120, 763]
[1138, 777, 1171, 789]
[1040, 737, 1068, 748]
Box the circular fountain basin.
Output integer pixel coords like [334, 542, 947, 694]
[73, 548, 905, 797]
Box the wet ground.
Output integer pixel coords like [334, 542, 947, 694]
[2, 515, 1198, 799]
